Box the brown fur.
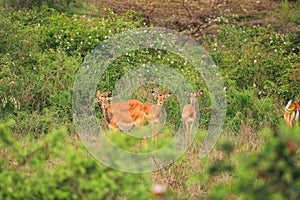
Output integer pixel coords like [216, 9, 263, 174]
[100, 97, 145, 131]
[143, 91, 171, 142]
[182, 90, 203, 138]
[284, 100, 300, 127]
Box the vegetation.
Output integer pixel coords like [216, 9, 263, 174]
[0, 0, 300, 199]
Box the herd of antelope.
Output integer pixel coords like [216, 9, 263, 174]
[94, 89, 203, 144]
[95, 89, 299, 146]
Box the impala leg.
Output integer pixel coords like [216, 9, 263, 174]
[295, 111, 299, 126]
[290, 112, 295, 126]
[143, 136, 147, 148]
[137, 142, 141, 152]
[152, 125, 155, 144]
[156, 123, 160, 144]
[155, 123, 159, 145]
[184, 121, 189, 140]
[189, 122, 194, 139]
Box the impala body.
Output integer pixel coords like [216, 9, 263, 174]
[100, 96, 145, 131]
[143, 91, 171, 142]
[95, 90, 144, 113]
[182, 90, 203, 138]
[284, 99, 300, 126]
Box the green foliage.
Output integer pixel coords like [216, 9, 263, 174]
[0, 120, 149, 200]
[208, 24, 299, 100]
[235, 127, 300, 199]
[206, 24, 300, 132]
[0, 8, 144, 136]
[208, 126, 300, 200]
[1, 1, 300, 199]
[2, 6, 298, 136]
[1, 0, 85, 14]
[279, 0, 300, 25]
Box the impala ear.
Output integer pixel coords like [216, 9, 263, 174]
[108, 97, 114, 101]
[103, 91, 111, 97]
[97, 90, 101, 96]
[165, 92, 171, 98]
[184, 90, 190, 96]
[151, 91, 157, 97]
[196, 90, 203, 96]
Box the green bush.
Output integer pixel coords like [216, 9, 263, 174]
[0, 120, 150, 200]
[205, 24, 300, 132]
[0, 8, 144, 136]
[208, 126, 300, 199]
[1, 0, 85, 14]
[208, 24, 299, 100]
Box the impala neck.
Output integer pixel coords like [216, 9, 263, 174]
[190, 102, 196, 112]
[103, 107, 113, 123]
[191, 101, 196, 107]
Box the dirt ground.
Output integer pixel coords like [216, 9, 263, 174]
[91, 0, 299, 42]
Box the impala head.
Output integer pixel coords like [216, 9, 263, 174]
[151, 91, 171, 106]
[100, 96, 113, 109]
[184, 90, 203, 105]
[95, 90, 111, 103]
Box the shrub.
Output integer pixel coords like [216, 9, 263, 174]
[208, 126, 300, 199]
[208, 24, 299, 100]
[0, 8, 144, 136]
[1, 0, 85, 14]
[0, 120, 150, 200]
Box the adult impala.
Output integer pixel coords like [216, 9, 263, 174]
[95, 90, 144, 113]
[143, 91, 171, 143]
[284, 99, 300, 126]
[182, 90, 203, 139]
[100, 96, 145, 131]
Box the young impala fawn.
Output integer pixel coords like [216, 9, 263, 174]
[182, 90, 203, 139]
[284, 99, 300, 126]
[99, 96, 146, 131]
[143, 91, 171, 143]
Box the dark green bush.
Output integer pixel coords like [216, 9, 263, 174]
[0, 8, 144, 136]
[1, 0, 85, 14]
[205, 24, 300, 132]
[208, 126, 300, 199]
[0, 120, 150, 200]
[208, 24, 299, 100]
